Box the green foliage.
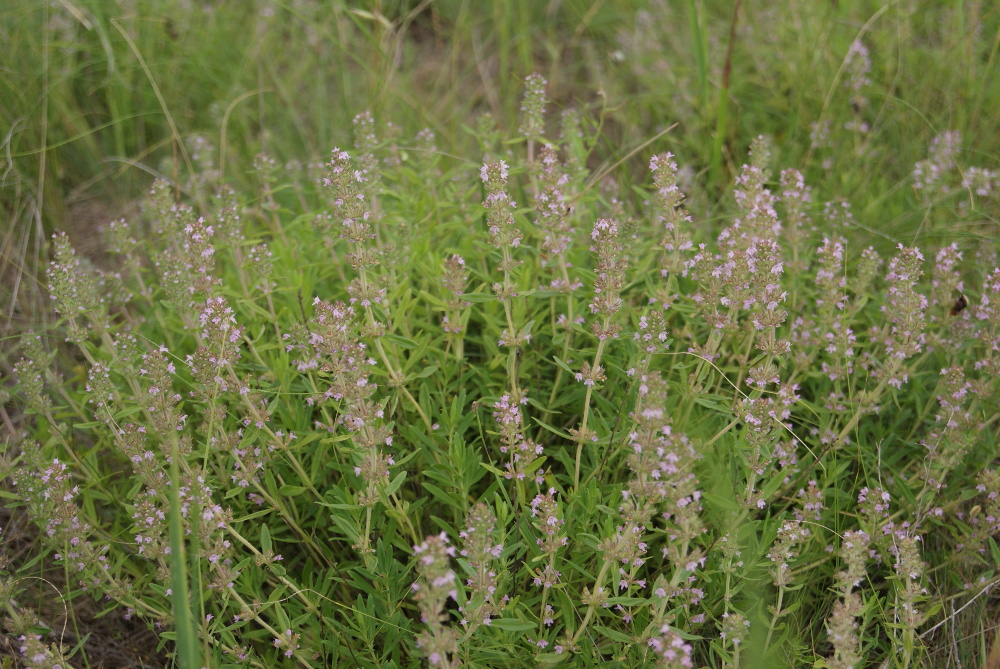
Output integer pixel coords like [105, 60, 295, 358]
[3, 2, 1000, 669]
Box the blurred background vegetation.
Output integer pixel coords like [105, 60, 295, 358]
[3, 0, 997, 249]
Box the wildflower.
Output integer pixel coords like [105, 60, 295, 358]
[352, 111, 381, 193]
[876, 245, 928, 388]
[12, 334, 51, 415]
[520, 73, 547, 144]
[826, 593, 863, 669]
[243, 243, 275, 294]
[962, 166, 998, 198]
[852, 246, 882, 296]
[843, 39, 872, 109]
[650, 152, 693, 275]
[913, 131, 961, 194]
[212, 184, 244, 242]
[768, 520, 809, 588]
[18, 634, 70, 668]
[47, 232, 110, 342]
[589, 218, 627, 322]
[272, 629, 301, 660]
[779, 168, 812, 268]
[534, 145, 579, 293]
[719, 611, 750, 646]
[648, 625, 693, 668]
[457, 503, 506, 631]
[412, 533, 461, 667]
[481, 161, 522, 256]
[441, 255, 468, 308]
[634, 309, 671, 355]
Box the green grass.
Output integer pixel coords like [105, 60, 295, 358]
[2, 1, 1000, 668]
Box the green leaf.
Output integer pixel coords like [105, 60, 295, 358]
[532, 417, 572, 440]
[384, 333, 418, 349]
[489, 618, 536, 632]
[551, 355, 576, 375]
[319, 502, 364, 511]
[260, 524, 272, 553]
[168, 437, 202, 669]
[480, 462, 506, 477]
[458, 293, 494, 303]
[594, 624, 634, 644]
[234, 508, 273, 522]
[385, 471, 407, 496]
[536, 652, 570, 665]
[694, 395, 728, 412]
[990, 537, 1000, 567]
[422, 481, 458, 506]
[407, 364, 439, 380]
[279, 485, 307, 496]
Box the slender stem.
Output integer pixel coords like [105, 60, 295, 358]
[764, 583, 784, 650]
[369, 305, 434, 432]
[835, 375, 890, 445]
[227, 588, 313, 669]
[362, 506, 374, 564]
[569, 559, 612, 646]
[573, 319, 610, 489]
[227, 524, 347, 616]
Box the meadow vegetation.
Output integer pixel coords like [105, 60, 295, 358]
[2, 1, 1000, 667]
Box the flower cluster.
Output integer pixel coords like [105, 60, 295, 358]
[412, 533, 461, 668]
[778, 168, 812, 269]
[352, 111, 381, 194]
[921, 365, 976, 486]
[962, 166, 998, 198]
[482, 161, 520, 254]
[519, 73, 547, 144]
[626, 373, 704, 569]
[47, 232, 110, 342]
[719, 611, 750, 647]
[186, 296, 243, 401]
[913, 130, 961, 194]
[243, 243, 275, 294]
[825, 590, 864, 669]
[324, 148, 386, 318]
[889, 533, 926, 630]
[272, 628, 301, 660]
[212, 184, 244, 243]
[634, 308, 671, 359]
[534, 145, 580, 294]
[491, 394, 543, 482]
[458, 503, 507, 631]
[441, 254, 469, 336]
[844, 39, 872, 94]
[687, 140, 788, 357]
[529, 490, 568, 587]
[875, 245, 928, 388]
[650, 153, 693, 276]
[767, 520, 809, 588]
[12, 334, 51, 415]
[858, 487, 892, 538]
[13, 457, 129, 598]
[648, 625, 693, 668]
[296, 299, 394, 507]
[974, 268, 1000, 378]
[18, 633, 70, 669]
[589, 218, 626, 321]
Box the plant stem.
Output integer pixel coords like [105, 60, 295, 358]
[569, 559, 612, 646]
[573, 317, 610, 489]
